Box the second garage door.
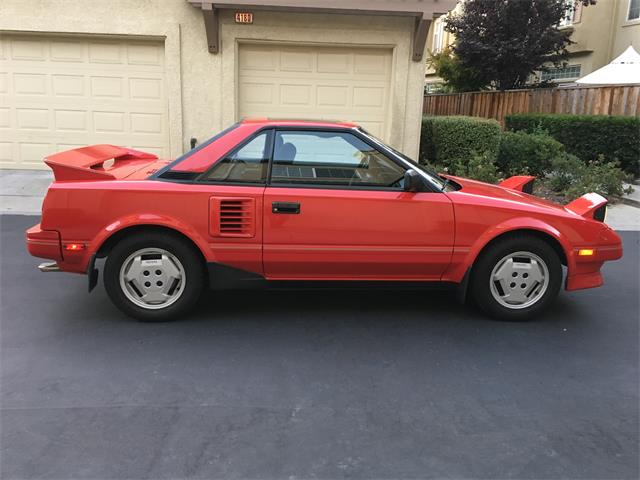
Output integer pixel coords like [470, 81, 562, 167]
[0, 34, 169, 169]
[238, 44, 392, 138]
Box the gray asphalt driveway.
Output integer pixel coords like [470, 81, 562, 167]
[1, 215, 638, 479]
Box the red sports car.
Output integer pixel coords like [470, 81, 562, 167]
[26, 119, 622, 321]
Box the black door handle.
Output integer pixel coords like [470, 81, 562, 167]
[272, 202, 300, 214]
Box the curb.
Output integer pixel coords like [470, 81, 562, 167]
[615, 197, 640, 209]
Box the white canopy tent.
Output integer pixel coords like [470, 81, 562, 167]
[576, 46, 640, 85]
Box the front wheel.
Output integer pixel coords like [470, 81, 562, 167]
[470, 235, 562, 321]
[104, 232, 205, 321]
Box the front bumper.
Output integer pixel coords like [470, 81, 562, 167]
[565, 228, 623, 291]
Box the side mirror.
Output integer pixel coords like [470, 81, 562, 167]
[403, 169, 422, 192]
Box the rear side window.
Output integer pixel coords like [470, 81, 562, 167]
[270, 131, 406, 188]
[204, 131, 270, 184]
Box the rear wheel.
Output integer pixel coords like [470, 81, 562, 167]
[104, 232, 204, 321]
[470, 235, 562, 321]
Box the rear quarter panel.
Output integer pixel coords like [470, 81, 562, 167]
[42, 180, 265, 274]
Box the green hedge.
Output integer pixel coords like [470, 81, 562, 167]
[420, 116, 502, 170]
[497, 131, 565, 177]
[505, 114, 640, 175]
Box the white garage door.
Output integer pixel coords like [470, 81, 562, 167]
[238, 44, 392, 138]
[0, 34, 169, 169]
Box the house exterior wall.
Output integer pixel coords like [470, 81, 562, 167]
[0, 0, 438, 164]
[612, 0, 640, 57]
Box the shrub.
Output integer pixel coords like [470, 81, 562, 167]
[547, 153, 633, 201]
[548, 153, 584, 192]
[420, 116, 501, 170]
[505, 114, 640, 175]
[449, 152, 500, 184]
[498, 131, 565, 177]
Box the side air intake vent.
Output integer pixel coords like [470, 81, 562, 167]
[209, 197, 256, 238]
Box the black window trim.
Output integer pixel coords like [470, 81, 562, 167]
[154, 123, 441, 193]
[265, 126, 440, 193]
[195, 128, 275, 186]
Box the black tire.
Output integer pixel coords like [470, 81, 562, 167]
[470, 234, 562, 321]
[104, 232, 205, 322]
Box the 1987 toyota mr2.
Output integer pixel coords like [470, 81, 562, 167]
[26, 119, 622, 321]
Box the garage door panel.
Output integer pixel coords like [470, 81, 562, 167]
[280, 51, 314, 72]
[240, 48, 277, 71]
[18, 142, 54, 167]
[317, 53, 350, 73]
[52, 74, 85, 96]
[54, 110, 88, 132]
[127, 43, 164, 66]
[353, 52, 391, 75]
[129, 77, 163, 100]
[10, 39, 46, 61]
[0, 143, 13, 163]
[1, 35, 169, 169]
[0, 107, 10, 128]
[50, 41, 85, 63]
[317, 86, 348, 106]
[238, 44, 391, 138]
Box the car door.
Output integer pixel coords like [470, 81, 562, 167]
[263, 129, 455, 280]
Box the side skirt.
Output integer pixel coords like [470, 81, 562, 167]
[206, 262, 459, 292]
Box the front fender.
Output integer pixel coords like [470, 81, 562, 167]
[443, 217, 572, 283]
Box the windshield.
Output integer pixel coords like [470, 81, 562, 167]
[358, 128, 452, 191]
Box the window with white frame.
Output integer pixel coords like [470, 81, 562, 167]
[540, 64, 581, 81]
[559, 0, 575, 27]
[629, 0, 640, 20]
[425, 83, 444, 94]
[432, 18, 446, 53]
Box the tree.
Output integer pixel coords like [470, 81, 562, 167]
[428, 48, 488, 92]
[445, 0, 596, 90]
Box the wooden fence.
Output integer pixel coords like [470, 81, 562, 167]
[423, 85, 640, 124]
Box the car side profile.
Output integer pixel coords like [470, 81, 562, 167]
[26, 119, 622, 321]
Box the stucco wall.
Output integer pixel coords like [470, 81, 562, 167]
[568, 0, 617, 71]
[1, 0, 426, 159]
[612, 0, 640, 58]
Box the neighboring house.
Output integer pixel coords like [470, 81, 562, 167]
[0, 0, 456, 170]
[424, 0, 640, 90]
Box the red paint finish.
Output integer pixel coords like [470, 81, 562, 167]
[26, 224, 62, 261]
[565, 192, 608, 218]
[263, 187, 454, 279]
[25, 119, 622, 294]
[45, 145, 158, 181]
[498, 175, 536, 192]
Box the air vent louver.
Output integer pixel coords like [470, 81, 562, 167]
[209, 197, 255, 238]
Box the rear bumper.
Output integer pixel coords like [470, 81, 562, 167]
[566, 229, 623, 291]
[26, 223, 91, 274]
[26, 224, 62, 261]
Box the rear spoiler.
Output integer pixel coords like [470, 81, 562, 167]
[499, 175, 536, 194]
[565, 192, 608, 222]
[44, 145, 158, 181]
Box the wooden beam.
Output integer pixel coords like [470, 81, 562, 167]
[202, 3, 219, 54]
[412, 17, 430, 62]
[189, 1, 457, 18]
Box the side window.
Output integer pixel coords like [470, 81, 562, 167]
[204, 131, 270, 183]
[270, 131, 406, 188]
